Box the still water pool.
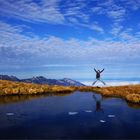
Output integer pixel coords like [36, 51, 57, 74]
[0, 91, 140, 139]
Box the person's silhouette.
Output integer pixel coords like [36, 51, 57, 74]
[92, 68, 106, 85]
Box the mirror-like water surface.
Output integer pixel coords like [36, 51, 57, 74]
[0, 91, 140, 139]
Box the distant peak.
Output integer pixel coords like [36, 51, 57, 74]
[0, 74, 85, 86]
[32, 76, 46, 79]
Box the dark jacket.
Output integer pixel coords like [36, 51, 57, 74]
[94, 68, 104, 79]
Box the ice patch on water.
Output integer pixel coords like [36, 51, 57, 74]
[85, 110, 92, 113]
[100, 120, 106, 123]
[6, 113, 14, 116]
[108, 115, 115, 118]
[68, 112, 78, 115]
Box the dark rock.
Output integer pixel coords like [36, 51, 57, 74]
[0, 75, 20, 81]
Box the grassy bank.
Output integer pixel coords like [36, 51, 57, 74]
[0, 80, 140, 104]
[77, 85, 140, 104]
[99, 85, 140, 103]
[0, 80, 75, 95]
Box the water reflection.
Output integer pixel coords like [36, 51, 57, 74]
[100, 94, 140, 109]
[0, 92, 140, 110]
[127, 102, 140, 109]
[0, 92, 73, 105]
[92, 94, 104, 113]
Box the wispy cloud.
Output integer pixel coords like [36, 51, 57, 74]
[0, 0, 104, 33]
[1, 0, 140, 26]
[92, 0, 140, 24]
[107, 9, 126, 22]
[110, 24, 123, 35]
[89, 23, 104, 33]
[73, 22, 104, 33]
[0, 0, 65, 24]
[0, 0, 140, 79]
[1, 0, 139, 35]
[0, 21, 140, 66]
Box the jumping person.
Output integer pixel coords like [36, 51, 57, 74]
[92, 68, 106, 85]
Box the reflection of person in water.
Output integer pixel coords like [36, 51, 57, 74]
[92, 68, 106, 85]
[92, 94, 104, 113]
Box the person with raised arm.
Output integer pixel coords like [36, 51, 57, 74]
[92, 68, 106, 85]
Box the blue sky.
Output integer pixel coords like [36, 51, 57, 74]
[0, 0, 140, 80]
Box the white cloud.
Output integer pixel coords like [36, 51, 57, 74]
[74, 22, 104, 33]
[91, 0, 140, 24]
[107, 9, 126, 22]
[110, 24, 123, 35]
[92, 7, 102, 13]
[90, 23, 104, 33]
[0, 0, 88, 25]
[121, 0, 140, 11]
[0, 0, 105, 33]
[0, 21, 140, 66]
[0, 0, 65, 24]
[0, 0, 139, 28]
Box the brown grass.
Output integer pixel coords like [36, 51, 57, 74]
[0, 80, 75, 95]
[0, 80, 140, 104]
[73, 85, 140, 103]
[96, 85, 140, 103]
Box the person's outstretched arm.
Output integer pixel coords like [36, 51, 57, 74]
[94, 68, 97, 72]
[100, 68, 104, 73]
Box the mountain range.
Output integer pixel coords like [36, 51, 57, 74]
[0, 75, 85, 86]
